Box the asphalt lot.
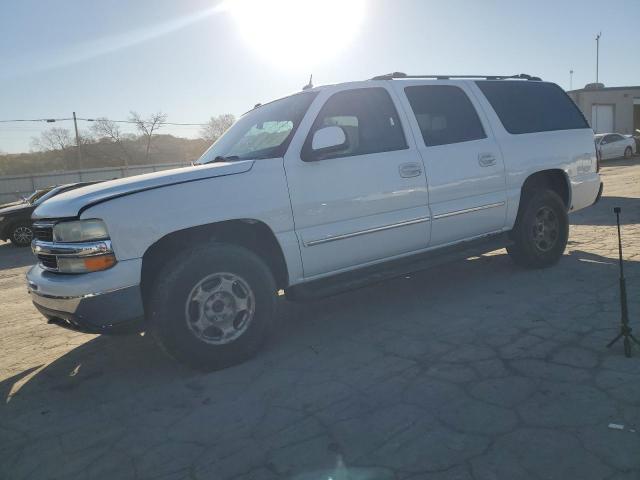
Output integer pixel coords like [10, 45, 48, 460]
[1, 159, 639, 480]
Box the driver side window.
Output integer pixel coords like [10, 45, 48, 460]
[302, 87, 407, 161]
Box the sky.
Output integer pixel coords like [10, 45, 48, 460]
[1, 0, 639, 154]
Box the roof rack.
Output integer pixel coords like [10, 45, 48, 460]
[371, 72, 542, 81]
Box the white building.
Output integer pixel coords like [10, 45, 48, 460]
[567, 84, 640, 134]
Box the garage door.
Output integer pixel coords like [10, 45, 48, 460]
[591, 104, 613, 133]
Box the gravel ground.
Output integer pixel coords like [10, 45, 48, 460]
[1, 159, 639, 480]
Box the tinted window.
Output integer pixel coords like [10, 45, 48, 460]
[404, 85, 486, 146]
[477, 81, 589, 134]
[303, 88, 406, 161]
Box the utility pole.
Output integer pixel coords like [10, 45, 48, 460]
[595, 32, 602, 83]
[569, 69, 574, 90]
[72, 111, 82, 169]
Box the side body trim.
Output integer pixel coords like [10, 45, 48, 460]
[433, 201, 506, 220]
[303, 216, 431, 247]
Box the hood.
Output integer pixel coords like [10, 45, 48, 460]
[0, 202, 31, 216]
[0, 199, 26, 210]
[33, 160, 254, 219]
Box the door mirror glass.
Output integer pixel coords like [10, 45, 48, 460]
[311, 126, 348, 156]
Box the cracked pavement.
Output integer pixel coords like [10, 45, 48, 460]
[1, 159, 639, 480]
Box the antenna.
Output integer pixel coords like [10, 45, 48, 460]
[302, 74, 313, 90]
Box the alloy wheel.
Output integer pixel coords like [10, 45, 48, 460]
[184, 272, 255, 345]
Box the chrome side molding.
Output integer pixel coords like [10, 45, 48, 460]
[304, 216, 430, 247]
[433, 202, 505, 220]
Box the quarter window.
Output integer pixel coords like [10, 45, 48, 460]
[404, 85, 486, 146]
[303, 87, 407, 161]
[476, 81, 589, 134]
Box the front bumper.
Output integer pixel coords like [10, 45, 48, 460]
[26, 260, 144, 334]
[29, 285, 144, 334]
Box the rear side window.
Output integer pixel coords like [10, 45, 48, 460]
[404, 85, 486, 147]
[303, 87, 407, 161]
[477, 81, 589, 134]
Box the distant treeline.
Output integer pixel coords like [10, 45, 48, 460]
[0, 135, 209, 176]
[0, 113, 235, 176]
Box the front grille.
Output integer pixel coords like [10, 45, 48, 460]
[37, 254, 58, 270]
[33, 224, 54, 242]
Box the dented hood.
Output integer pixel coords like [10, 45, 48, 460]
[33, 160, 254, 219]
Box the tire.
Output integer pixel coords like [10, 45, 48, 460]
[507, 189, 569, 269]
[9, 222, 34, 247]
[148, 243, 277, 370]
[624, 146, 633, 158]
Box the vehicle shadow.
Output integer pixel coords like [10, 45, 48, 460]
[570, 196, 639, 226]
[600, 155, 640, 168]
[1, 247, 638, 478]
[0, 241, 36, 270]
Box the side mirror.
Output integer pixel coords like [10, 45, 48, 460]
[311, 126, 348, 158]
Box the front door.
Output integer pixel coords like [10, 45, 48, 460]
[284, 86, 430, 278]
[394, 82, 507, 246]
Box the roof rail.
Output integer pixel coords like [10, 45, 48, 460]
[371, 72, 542, 81]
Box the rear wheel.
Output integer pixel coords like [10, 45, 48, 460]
[507, 189, 568, 269]
[148, 243, 277, 370]
[10, 222, 34, 247]
[624, 146, 633, 158]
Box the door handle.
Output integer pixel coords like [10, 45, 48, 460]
[399, 162, 422, 178]
[478, 153, 497, 167]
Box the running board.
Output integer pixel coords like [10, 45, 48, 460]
[286, 233, 512, 301]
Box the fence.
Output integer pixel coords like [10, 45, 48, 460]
[0, 162, 189, 204]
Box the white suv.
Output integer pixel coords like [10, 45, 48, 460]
[27, 73, 603, 369]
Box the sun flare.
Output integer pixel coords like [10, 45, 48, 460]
[223, 0, 366, 69]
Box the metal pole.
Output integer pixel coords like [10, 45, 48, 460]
[595, 32, 601, 83]
[569, 70, 573, 90]
[73, 111, 82, 169]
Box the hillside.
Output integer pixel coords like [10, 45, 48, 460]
[0, 134, 211, 176]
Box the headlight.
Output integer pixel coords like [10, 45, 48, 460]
[0, 216, 4, 222]
[53, 219, 109, 242]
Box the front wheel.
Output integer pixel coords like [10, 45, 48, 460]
[10, 222, 34, 247]
[624, 146, 633, 158]
[507, 190, 569, 269]
[149, 244, 277, 370]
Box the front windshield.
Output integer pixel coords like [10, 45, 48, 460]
[196, 91, 318, 164]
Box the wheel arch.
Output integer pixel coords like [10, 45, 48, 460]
[140, 219, 289, 309]
[520, 169, 571, 211]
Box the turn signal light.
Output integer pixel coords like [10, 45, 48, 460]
[83, 254, 117, 272]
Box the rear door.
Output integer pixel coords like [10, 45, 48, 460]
[611, 134, 627, 157]
[284, 85, 430, 278]
[394, 82, 507, 246]
[601, 134, 621, 159]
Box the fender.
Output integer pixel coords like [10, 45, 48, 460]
[80, 158, 305, 286]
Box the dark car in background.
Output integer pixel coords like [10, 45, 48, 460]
[0, 182, 98, 247]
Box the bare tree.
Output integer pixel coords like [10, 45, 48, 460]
[91, 118, 132, 169]
[200, 114, 235, 143]
[129, 111, 167, 163]
[31, 127, 73, 152]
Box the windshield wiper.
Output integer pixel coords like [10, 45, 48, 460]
[204, 155, 240, 164]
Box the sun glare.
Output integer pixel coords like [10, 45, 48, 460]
[223, 0, 366, 69]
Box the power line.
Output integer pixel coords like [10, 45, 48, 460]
[0, 117, 209, 126]
[0, 118, 73, 123]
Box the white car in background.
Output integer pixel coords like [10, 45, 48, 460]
[595, 133, 635, 160]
